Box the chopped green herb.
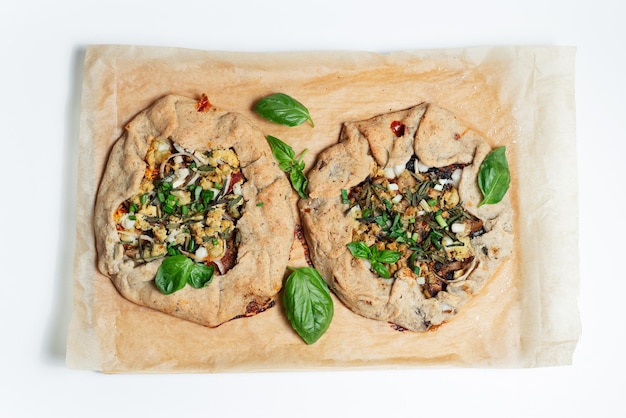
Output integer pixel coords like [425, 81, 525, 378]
[341, 189, 350, 204]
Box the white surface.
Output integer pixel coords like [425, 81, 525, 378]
[1, 0, 623, 417]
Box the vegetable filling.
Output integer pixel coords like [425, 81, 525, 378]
[344, 155, 484, 299]
[114, 137, 245, 276]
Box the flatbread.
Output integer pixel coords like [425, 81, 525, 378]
[94, 94, 295, 327]
[299, 102, 514, 331]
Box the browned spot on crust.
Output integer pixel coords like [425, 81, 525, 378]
[389, 323, 407, 332]
[294, 225, 313, 266]
[242, 299, 276, 317]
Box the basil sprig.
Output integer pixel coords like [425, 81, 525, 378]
[477, 146, 510, 207]
[155, 255, 214, 295]
[283, 267, 334, 345]
[253, 93, 314, 127]
[266, 135, 308, 199]
[346, 241, 401, 279]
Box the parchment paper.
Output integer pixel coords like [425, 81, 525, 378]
[66, 44, 579, 372]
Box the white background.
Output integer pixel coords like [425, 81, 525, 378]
[1, 0, 624, 417]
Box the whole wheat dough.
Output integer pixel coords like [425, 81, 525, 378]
[94, 94, 295, 327]
[299, 103, 514, 331]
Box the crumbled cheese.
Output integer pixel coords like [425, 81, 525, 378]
[120, 215, 136, 230]
[170, 190, 191, 206]
[139, 205, 157, 217]
[209, 149, 239, 167]
[134, 214, 151, 231]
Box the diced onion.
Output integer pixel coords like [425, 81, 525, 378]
[451, 168, 462, 187]
[387, 183, 399, 191]
[194, 246, 208, 261]
[391, 194, 403, 204]
[159, 151, 201, 180]
[166, 229, 181, 243]
[220, 174, 232, 197]
[139, 234, 154, 243]
[172, 168, 190, 188]
[383, 167, 396, 179]
[416, 161, 430, 173]
[393, 164, 405, 177]
[451, 222, 466, 234]
[214, 259, 225, 274]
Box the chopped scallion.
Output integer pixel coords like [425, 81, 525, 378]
[341, 189, 350, 204]
[435, 210, 448, 228]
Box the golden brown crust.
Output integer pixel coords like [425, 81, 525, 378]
[94, 94, 295, 327]
[298, 103, 513, 331]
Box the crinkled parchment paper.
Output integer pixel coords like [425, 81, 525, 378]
[66, 44, 579, 372]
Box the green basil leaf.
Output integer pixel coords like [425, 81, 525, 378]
[346, 241, 371, 259]
[289, 169, 309, 199]
[266, 135, 309, 199]
[266, 135, 295, 166]
[347, 243, 399, 278]
[371, 261, 391, 279]
[477, 146, 511, 207]
[155, 255, 192, 295]
[374, 249, 402, 264]
[283, 267, 334, 344]
[254, 93, 314, 127]
[188, 263, 215, 289]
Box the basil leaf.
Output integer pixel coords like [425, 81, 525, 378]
[371, 261, 391, 279]
[374, 249, 401, 265]
[155, 255, 192, 295]
[478, 146, 510, 207]
[188, 263, 214, 289]
[283, 267, 334, 344]
[347, 242, 400, 279]
[266, 135, 309, 199]
[254, 93, 314, 127]
[290, 169, 308, 199]
[346, 241, 371, 259]
[266, 134, 295, 165]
